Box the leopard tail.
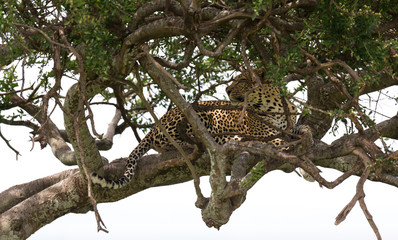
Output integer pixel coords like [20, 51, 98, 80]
[91, 135, 152, 189]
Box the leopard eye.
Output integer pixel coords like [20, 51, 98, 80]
[236, 96, 244, 102]
[260, 70, 266, 79]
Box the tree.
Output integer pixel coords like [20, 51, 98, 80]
[0, 0, 397, 239]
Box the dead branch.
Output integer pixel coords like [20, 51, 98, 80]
[0, 128, 21, 159]
[37, 38, 63, 149]
[112, 83, 144, 143]
[102, 108, 122, 144]
[194, 78, 234, 103]
[0, 118, 39, 132]
[335, 148, 382, 240]
[6, 95, 77, 165]
[13, 23, 69, 49]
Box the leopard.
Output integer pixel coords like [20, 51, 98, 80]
[227, 69, 316, 182]
[91, 70, 298, 189]
[226, 68, 297, 130]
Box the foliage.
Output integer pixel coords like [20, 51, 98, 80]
[0, 0, 397, 238]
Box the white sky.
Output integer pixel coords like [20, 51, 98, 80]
[1, 62, 398, 239]
[1, 85, 398, 239]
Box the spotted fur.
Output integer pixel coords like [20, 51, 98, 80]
[91, 70, 297, 189]
[226, 69, 297, 130]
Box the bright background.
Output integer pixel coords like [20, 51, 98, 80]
[1, 87, 398, 239]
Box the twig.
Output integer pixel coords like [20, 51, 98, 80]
[194, 78, 233, 103]
[0, 118, 39, 132]
[359, 198, 381, 240]
[0, 84, 34, 96]
[39, 36, 63, 143]
[34, 97, 59, 147]
[112, 82, 143, 142]
[334, 59, 361, 83]
[0, 127, 21, 159]
[14, 23, 69, 49]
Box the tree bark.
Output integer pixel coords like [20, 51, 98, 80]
[1, 113, 398, 238]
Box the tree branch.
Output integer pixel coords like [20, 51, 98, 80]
[94, 109, 122, 151]
[154, 40, 195, 70]
[2, 121, 398, 238]
[9, 95, 77, 165]
[0, 169, 79, 215]
[132, 69, 206, 206]
[127, 0, 183, 32]
[298, 65, 398, 139]
[0, 128, 21, 159]
[335, 148, 382, 240]
[194, 19, 246, 57]
[138, 45, 217, 151]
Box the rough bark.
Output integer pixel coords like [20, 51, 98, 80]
[1, 113, 398, 238]
[1, 0, 398, 238]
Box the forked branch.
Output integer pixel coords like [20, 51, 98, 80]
[335, 148, 381, 240]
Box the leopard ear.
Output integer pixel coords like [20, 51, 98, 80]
[258, 68, 273, 84]
[256, 68, 266, 79]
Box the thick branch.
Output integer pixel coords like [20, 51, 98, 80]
[299, 71, 398, 139]
[9, 95, 77, 165]
[0, 148, 212, 239]
[127, 0, 183, 32]
[0, 170, 89, 240]
[194, 19, 246, 57]
[2, 125, 398, 238]
[154, 40, 195, 69]
[0, 169, 78, 215]
[95, 109, 122, 151]
[138, 45, 217, 151]
[63, 83, 104, 173]
[125, 17, 187, 47]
